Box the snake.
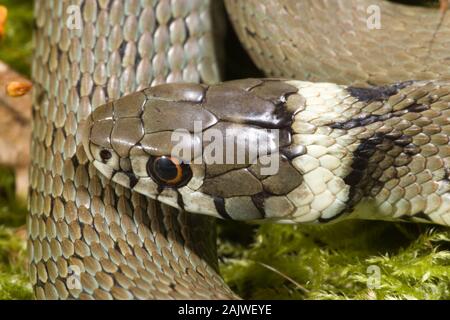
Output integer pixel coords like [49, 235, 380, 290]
[30, 0, 450, 299]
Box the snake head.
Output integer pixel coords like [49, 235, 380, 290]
[82, 79, 310, 222]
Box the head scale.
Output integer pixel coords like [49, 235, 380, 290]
[81, 79, 308, 222]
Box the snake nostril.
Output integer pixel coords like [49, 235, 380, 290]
[100, 149, 112, 162]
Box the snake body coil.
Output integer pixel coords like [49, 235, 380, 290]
[30, 0, 450, 299]
[30, 0, 235, 300]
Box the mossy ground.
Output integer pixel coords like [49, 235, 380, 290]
[1, 0, 449, 300]
[0, 167, 32, 299]
[218, 221, 450, 299]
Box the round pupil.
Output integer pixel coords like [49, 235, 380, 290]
[154, 157, 178, 181]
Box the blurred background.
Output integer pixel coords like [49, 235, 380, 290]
[0, 0, 449, 300]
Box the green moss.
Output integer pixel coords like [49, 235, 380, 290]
[0, 225, 32, 299]
[219, 221, 450, 300]
[0, 167, 31, 300]
[0, 169, 31, 300]
[0, 0, 33, 76]
[0, 167, 27, 227]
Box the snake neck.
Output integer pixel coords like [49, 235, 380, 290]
[286, 80, 450, 226]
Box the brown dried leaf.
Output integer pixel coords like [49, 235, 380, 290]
[6, 81, 32, 97]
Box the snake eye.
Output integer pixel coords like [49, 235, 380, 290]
[146, 156, 192, 187]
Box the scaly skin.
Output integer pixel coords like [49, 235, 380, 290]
[30, 0, 236, 300]
[225, 0, 450, 86]
[30, 0, 450, 299]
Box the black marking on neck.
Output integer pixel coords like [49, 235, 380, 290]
[213, 197, 232, 220]
[341, 133, 387, 214]
[346, 134, 383, 184]
[331, 113, 391, 130]
[330, 103, 428, 130]
[338, 131, 416, 218]
[347, 81, 413, 102]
